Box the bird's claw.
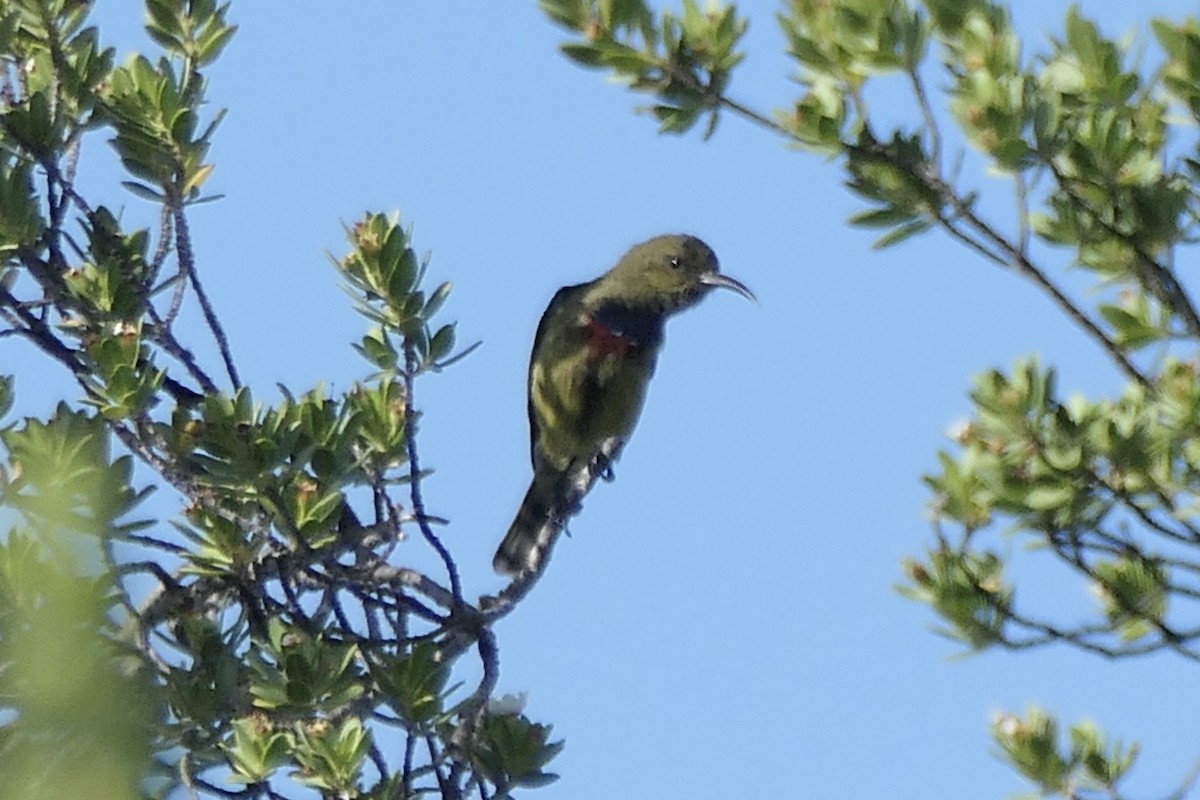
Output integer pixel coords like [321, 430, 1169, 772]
[590, 453, 616, 482]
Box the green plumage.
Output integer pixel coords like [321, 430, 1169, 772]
[493, 234, 754, 576]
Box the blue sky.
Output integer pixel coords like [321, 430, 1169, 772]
[6, 2, 1200, 798]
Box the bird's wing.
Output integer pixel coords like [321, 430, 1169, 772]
[526, 281, 590, 468]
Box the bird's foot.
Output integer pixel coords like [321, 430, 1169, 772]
[592, 437, 624, 482]
[590, 453, 616, 482]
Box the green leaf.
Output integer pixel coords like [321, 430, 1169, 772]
[423, 280, 452, 319]
[428, 324, 456, 364]
[1023, 484, 1074, 511]
[197, 23, 237, 66]
[373, 642, 450, 725]
[539, 0, 587, 30]
[872, 218, 932, 249]
[560, 42, 606, 68]
[848, 205, 917, 229]
[120, 180, 165, 201]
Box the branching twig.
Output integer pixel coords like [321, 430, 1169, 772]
[450, 627, 500, 759]
[403, 344, 463, 606]
[425, 735, 461, 800]
[841, 137, 1155, 390]
[1159, 758, 1200, 800]
[700, 82, 1154, 391]
[1045, 160, 1200, 339]
[398, 731, 417, 800]
[171, 201, 241, 388]
[147, 203, 175, 296]
[327, 561, 457, 613]
[0, 285, 89, 380]
[907, 65, 942, 169]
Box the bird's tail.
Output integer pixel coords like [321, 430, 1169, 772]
[493, 439, 626, 577]
[493, 474, 563, 576]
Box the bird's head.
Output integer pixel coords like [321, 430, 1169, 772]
[596, 234, 756, 314]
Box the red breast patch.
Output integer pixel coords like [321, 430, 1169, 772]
[585, 317, 636, 358]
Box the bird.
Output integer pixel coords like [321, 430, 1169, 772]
[492, 233, 755, 576]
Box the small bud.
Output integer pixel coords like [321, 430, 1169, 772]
[902, 558, 931, 586]
[487, 692, 528, 716]
[991, 710, 1022, 739]
[946, 418, 973, 443]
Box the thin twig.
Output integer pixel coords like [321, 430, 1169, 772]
[399, 732, 416, 800]
[0, 285, 88, 378]
[450, 627, 500, 759]
[153, 327, 219, 394]
[959, 557, 1194, 660]
[188, 775, 255, 799]
[1159, 757, 1200, 800]
[718, 95, 794, 140]
[328, 560, 457, 613]
[953, 204, 1151, 389]
[367, 741, 390, 786]
[162, 262, 189, 328]
[171, 201, 241, 388]
[907, 65, 942, 169]
[1046, 160, 1200, 339]
[403, 343, 464, 606]
[935, 214, 1011, 265]
[1014, 171, 1030, 259]
[148, 203, 174, 289]
[710, 89, 1154, 390]
[1048, 536, 1200, 661]
[122, 532, 189, 554]
[425, 735, 461, 800]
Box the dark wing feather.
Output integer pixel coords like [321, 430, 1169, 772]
[526, 281, 590, 468]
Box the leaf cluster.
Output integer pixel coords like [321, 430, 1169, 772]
[541, 0, 1200, 796]
[1, 2, 553, 798]
[540, 0, 747, 136]
[990, 708, 1138, 798]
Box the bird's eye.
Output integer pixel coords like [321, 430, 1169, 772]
[668, 256, 682, 270]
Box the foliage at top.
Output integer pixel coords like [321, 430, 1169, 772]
[538, 0, 1200, 797]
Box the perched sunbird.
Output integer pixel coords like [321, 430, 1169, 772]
[493, 234, 755, 576]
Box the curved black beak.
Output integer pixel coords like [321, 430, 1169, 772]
[700, 271, 757, 303]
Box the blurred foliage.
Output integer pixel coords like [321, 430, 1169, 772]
[1, 1, 551, 798]
[0, 514, 156, 800]
[12, 0, 1200, 796]
[991, 707, 1140, 798]
[544, 0, 1200, 797]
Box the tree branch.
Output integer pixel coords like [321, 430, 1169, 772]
[403, 344, 463, 606]
[171, 201, 241, 389]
